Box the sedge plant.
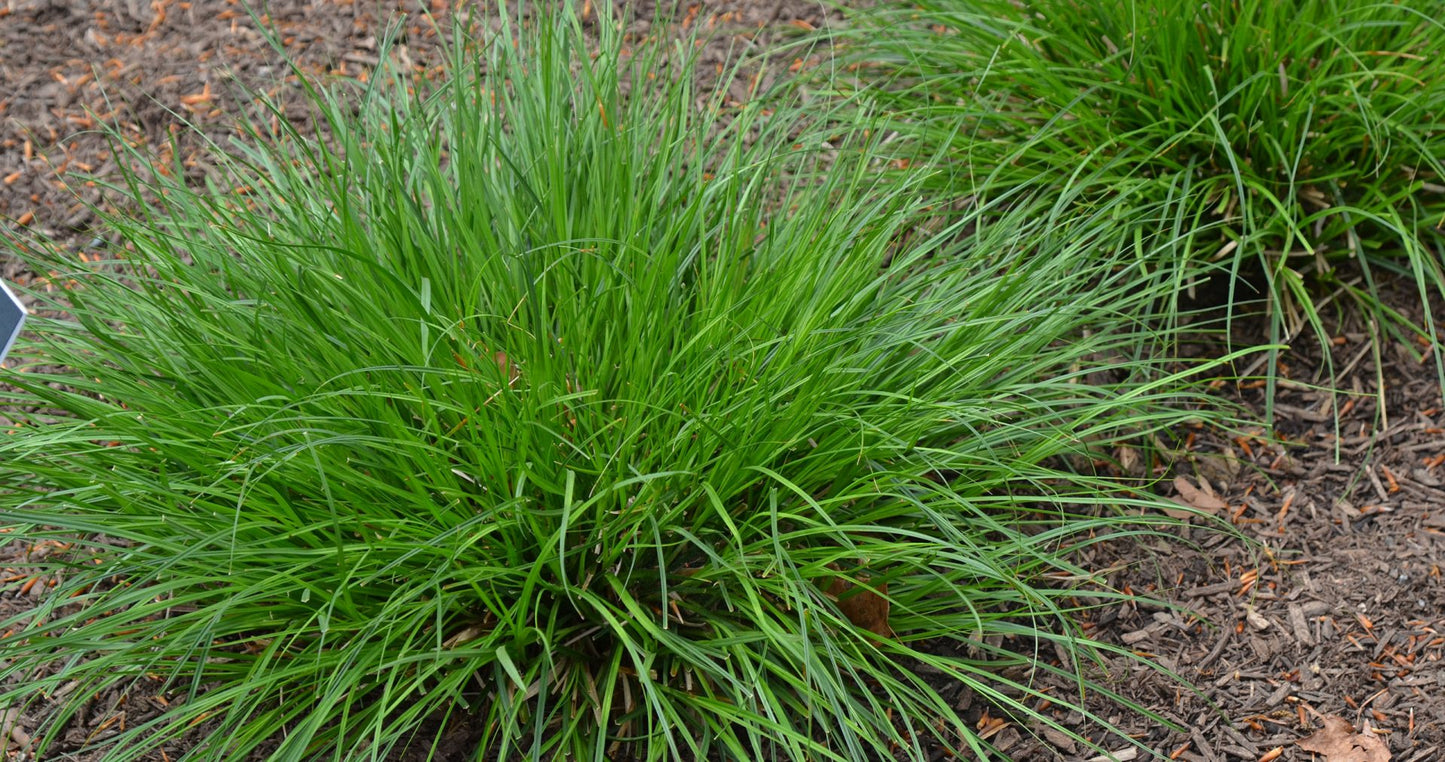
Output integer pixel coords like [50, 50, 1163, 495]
[841, 0, 1445, 403]
[2, 4, 1243, 760]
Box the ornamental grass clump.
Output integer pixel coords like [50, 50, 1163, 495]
[845, 0, 1445, 378]
[3, 6, 1234, 761]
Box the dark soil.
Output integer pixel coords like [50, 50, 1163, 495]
[3, 1, 1443, 761]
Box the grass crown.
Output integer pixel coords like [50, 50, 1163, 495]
[2, 5, 1240, 760]
[845, 0, 1445, 388]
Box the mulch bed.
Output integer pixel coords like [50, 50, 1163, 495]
[1015, 283, 1445, 762]
[3, 1, 1443, 760]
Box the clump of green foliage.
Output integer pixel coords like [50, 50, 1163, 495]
[1, 5, 1235, 761]
[846, 0, 1445, 382]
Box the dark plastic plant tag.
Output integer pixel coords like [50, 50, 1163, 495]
[0, 279, 25, 365]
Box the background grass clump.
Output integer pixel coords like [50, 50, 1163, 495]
[2, 5, 1236, 761]
[846, 0, 1445, 371]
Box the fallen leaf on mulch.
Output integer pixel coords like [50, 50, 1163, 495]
[823, 566, 891, 642]
[1296, 715, 1391, 762]
[1164, 474, 1228, 517]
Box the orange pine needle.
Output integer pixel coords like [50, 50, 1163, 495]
[1381, 465, 1400, 493]
[179, 81, 212, 105]
[1276, 491, 1295, 525]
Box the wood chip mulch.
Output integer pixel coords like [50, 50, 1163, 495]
[989, 281, 1445, 762]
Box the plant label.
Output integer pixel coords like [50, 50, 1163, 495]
[0, 279, 25, 365]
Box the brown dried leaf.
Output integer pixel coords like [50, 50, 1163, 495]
[1296, 715, 1391, 762]
[823, 566, 892, 642]
[493, 351, 520, 384]
[1196, 474, 1221, 501]
[1157, 501, 1197, 520]
[1169, 475, 1228, 514]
